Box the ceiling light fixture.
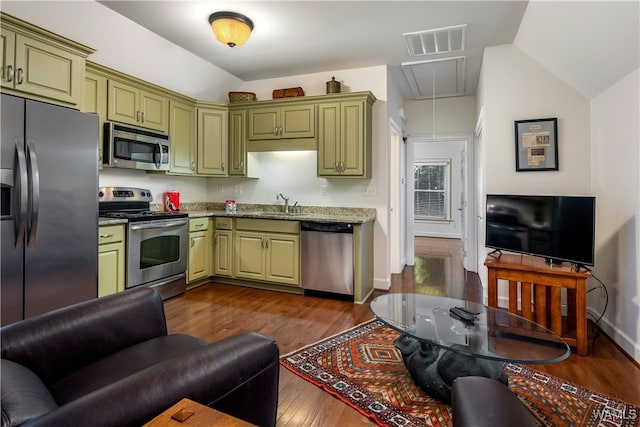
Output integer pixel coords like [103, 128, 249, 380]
[208, 11, 254, 48]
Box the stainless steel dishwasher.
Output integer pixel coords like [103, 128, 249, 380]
[301, 221, 354, 297]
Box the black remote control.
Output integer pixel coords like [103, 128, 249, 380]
[449, 307, 477, 323]
[453, 306, 480, 316]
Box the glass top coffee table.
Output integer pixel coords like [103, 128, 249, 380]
[370, 293, 570, 402]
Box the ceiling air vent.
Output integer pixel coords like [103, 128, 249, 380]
[403, 24, 467, 57]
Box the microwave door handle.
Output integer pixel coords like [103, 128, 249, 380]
[14, 140, 28, 248]
[26, 141, 40, 247]
[155, 142, 162, 169]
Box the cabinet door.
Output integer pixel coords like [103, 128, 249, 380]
[107, 80, 139, 126]
[265, 233, 300, 286]
[169, 100, 196, 175]
[84, 71, 107, 166]
[214, 230, 233, 276]
[0, 29, 15, 90]
[98, 242, 125, 297]
[229, 109, 246, 175]
[140, 89, 169, 132]
[98, 225, 125, 298]
[234, 231, 265, 280]
[188, 231, 208, 283]
[248, 107, 279, 140]
[340, 100, 366, 176]
[197, 107, 228, 176]
[280, 104, 315, 139]
[317, 102, 341, 175]
[13, 33, 84, 106]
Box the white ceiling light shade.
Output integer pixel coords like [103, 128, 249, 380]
[208, 11, 254, 47]
[404, 24, 467, 57]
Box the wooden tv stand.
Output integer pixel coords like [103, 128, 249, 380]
[484, 253, 591, 355]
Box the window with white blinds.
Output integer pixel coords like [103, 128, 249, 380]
[414, 160, 450, 220]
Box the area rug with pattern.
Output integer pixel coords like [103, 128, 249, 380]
[280, 319, 639, 427]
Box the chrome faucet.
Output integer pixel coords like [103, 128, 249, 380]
[277, 193, 290, 213]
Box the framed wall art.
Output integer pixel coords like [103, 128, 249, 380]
[514, 117, 558, 171]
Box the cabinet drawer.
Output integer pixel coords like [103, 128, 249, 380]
[99, 225, 124, 245]
[215, 217, 233, 230]
[189, 217, 209, 232]
[235, 218, 299, 234]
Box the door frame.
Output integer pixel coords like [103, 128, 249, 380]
[389, 118, 406, 274]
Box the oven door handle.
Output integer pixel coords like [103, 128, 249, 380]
[130, 219, 188, 231]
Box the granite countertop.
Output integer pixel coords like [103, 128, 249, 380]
[100, 203, 376, 225]
[182, 204, 376, 224]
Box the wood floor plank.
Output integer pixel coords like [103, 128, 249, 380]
[163, 236, 640, 426]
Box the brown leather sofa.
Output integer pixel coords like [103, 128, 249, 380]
[0, 288, 280, 427]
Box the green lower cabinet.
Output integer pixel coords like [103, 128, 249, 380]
[234, 230, 300, 287]
[187, 218, 212, 284]
[98, 225, 125, 297]
[214, 229, 233, 277]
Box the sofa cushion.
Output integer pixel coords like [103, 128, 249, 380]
[50, 334, 206, 405]
[1, 359, 58, 427]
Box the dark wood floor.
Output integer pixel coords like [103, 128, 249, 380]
[163, 237, 640, 426]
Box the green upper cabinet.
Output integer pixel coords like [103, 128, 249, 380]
[228, 108, 259, 177]
[107, 79, 169, 133]
[83, 68, 107, 166]
[245, 103, 317, 151]
[1, 13, 93, 108]
[197, 104, 228, 176]
[318, 92, 375, 178]
[248, 104, 315, 140]
[169, 99, 196, 175]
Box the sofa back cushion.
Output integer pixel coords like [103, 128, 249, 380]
[1, 359, 58, 427]
[0, 288, 167, 385]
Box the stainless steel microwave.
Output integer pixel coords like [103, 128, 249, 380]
[103, 122, 170, 171]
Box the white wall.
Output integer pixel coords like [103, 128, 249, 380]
[404, 95, 477, 139]
[481, 44, 591, 195]
[590, 68, 640, 361]
[411, 139, 464, 238]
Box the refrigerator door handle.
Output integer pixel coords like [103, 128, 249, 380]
[26, 140, 40, 247]
[14, 140, 28, 248]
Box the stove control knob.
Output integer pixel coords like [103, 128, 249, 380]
[98, 191, 104, 198]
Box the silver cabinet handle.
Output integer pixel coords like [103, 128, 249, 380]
[16, 68, 24, 85]
[191, 161, 196, 170]
[26, 141, 40, 247]
[99, 233, 114, 240]
[136, 111, 141, 122]
[190, 237, 195, 248]
[221, 162, 225, 172]
[273, 127, 278, 135]
[141, 112, 145, 123]
[14, 140, 27, 248]
[5, 65, 14, 82]
[265, 238, 269, 248]
[195, 223, 205, 228]
[239, 160, 244, 169]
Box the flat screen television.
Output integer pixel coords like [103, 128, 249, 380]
[485, 194, 596, 267]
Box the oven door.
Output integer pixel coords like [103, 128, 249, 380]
[127, 218, 188, 288]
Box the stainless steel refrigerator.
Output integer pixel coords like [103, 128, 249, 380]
[1, 94, 99, 326]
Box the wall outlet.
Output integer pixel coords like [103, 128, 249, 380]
[363, 185, 377, 196]
[218, 185, 224, 193]
[320, 183, 328, 196]
[233, 184, 242, 194]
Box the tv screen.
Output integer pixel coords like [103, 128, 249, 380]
[485, 194, 596, 266]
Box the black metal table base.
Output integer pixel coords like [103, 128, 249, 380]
[394, 334, 508, 404]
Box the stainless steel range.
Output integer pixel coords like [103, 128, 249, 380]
[99, 187, 188, 299]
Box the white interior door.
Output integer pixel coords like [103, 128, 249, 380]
[474, 112, 486, 280]
[389, 120, 406, 274]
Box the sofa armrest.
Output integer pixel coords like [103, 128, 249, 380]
[1, 288, 167, 385]
[22, 331, 280, 427]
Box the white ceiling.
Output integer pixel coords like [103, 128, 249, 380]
[98, 1, 528, 100]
